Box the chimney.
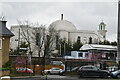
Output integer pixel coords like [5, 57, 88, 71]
[0, 20, 7, 28]
[61, 14, 63, 20]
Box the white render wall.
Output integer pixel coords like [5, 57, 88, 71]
[10, 26, 44, 57]
[57, 30, 104, 44]
[62, 30, 105, 44]
[59, 30, 69, 41]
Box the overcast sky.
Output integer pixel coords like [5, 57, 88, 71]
[1, 0, 118, 42]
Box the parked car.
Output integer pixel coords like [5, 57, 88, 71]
[16, 67, 33, 73]
[106, 66, 118, 72]
[42, 67, 65, 75]
[66, 67, 79, 72]
[111, 70, 120, 78]
[77, 65, 110, 78]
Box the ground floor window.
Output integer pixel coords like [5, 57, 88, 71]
[78, 53, 83, 57]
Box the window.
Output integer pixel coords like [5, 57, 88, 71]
[101, 25, 102, 30]
[89, 37, 92, 44]
[52, 68, 60, 70]
[81, 67, 93, 70]
[0, 39, 2, 49]
[92, 66, 98, 70]
[85, 53, 89, 57]
[36, 33, 40, 46]
[81, 66, 98, 70]
[103, 36, 105, 38]
[77, 36, 81, 42]
[78, 53, 83, 57]
[56, 34, 59, 48]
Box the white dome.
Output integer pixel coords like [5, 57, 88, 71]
[49, 20, 77, 32]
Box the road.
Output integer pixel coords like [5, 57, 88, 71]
[10, 75, 120, 80]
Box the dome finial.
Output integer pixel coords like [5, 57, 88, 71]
[102, 17, 103, 22]
[61, 14, 63, 20]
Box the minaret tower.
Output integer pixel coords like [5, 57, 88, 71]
[98, 20, 107, 40]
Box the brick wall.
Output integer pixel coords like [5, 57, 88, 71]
[2, 36, 10, 65]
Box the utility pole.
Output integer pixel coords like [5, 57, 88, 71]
[117, 1, 120, 66]
[18, 29, 20, 55]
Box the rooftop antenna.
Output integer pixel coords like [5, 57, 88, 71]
[0, 12, 6, 21]
[61, 14, 63, 20]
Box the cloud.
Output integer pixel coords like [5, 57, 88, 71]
[2, 2, 118, 41]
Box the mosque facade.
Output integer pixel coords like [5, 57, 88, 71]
[10, 14, 107, 57]
[49, 14, 107, 45]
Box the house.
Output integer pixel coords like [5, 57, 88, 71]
[80, 44, 117, 66]
[80, 44, 117, 60]
[0, 20, 14, 76]
[64, 51, 90, 59]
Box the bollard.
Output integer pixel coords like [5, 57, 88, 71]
[45, 75, 47, 80]
[1, 76, 10, 80]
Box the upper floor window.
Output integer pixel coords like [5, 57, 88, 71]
[77, 36, 81, 42]
[36, 33, 40, 46]
[0, 39, 2, 49]
[89, 37, 92, 44]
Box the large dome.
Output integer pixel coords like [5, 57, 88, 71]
[49, 20, 77, 32]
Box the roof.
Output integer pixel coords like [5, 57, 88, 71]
[0, 20, 14, 36]
[80, 44, 117, 51]
[49, 20, 77, 32]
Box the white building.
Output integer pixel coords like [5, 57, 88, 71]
[10, 25, 45, 57]
[10, 14, 107, 57]
[64, 44, 117, 60]
[64, 51, 90, 59]
[49, 14, 107, 44]
[80, 44, 117, 60]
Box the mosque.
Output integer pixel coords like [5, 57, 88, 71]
[49, 14, 107, 44]
[10, 14, 107, 57]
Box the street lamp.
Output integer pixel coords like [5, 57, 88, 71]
[117, 0, 120, 66]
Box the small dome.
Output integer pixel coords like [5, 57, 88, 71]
[99, 21, 106, 26]
[49, 20, 77, 32]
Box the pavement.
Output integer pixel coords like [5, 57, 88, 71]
[10, 75, 79, 80]
[10, 75, 44, 79]
[8, 74, 120, 80]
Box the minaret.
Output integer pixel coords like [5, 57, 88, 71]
[97, 20, 107, 40]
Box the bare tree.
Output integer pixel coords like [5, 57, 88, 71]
[44, 25, 58, 57]
[33, 24, 46, 58]
[17, 20, 58, 57]
[17, 20, 33, 56]
[34, 24, 58, 59]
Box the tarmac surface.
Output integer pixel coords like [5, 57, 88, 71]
[10, 75, 120, 80]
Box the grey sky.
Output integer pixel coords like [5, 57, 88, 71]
[1, 1, 118, 42]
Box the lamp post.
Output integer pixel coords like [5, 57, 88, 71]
[17, 29, 20, 55]
[117, 1, 120, 67]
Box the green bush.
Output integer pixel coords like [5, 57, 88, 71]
[0, 67, 10, 71]
[2, 61, 10, 71]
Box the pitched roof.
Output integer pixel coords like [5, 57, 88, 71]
[80, 44, 117, 51]
[0, 20, 14, 36]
